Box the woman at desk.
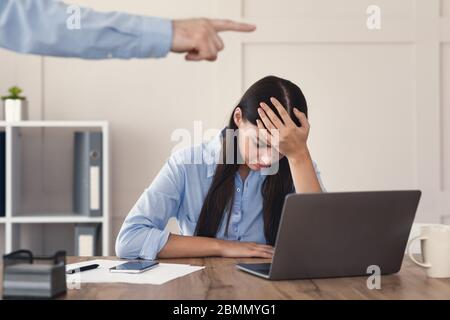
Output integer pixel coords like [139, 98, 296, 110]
[116, 76, 325, 260]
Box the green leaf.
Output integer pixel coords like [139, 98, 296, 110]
[1, 86, 25, 100]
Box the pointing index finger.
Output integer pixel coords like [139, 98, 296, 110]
[210, 19, 256, 32]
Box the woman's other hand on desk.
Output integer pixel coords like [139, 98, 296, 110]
[157, 234, 273, 259]
[218, 240, 274, 259]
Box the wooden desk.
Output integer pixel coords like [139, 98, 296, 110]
[1, 256, 450, 299]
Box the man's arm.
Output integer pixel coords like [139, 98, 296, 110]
[0, 0, 172, 59]
[0, 0, 255, 61]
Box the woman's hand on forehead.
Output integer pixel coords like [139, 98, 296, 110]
[256, 97, 310, 159]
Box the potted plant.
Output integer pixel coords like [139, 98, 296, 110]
[1, 86, 28, 121]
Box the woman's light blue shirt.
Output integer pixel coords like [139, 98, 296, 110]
[115, 131, 325, 260]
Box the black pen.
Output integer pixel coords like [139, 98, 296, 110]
[66, 263, 99, 274]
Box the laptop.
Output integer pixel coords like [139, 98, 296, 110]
[236, 190, 421, 280]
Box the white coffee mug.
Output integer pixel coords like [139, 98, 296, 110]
[407, 224, 450, 278]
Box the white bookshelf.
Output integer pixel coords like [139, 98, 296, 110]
[0, 121, 110, 256]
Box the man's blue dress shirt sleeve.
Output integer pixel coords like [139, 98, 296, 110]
[0, 0, 172, 59]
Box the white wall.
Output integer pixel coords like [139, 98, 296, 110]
[0, 0, 449, 254]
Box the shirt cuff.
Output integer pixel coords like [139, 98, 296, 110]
[139, 228, 171, 260]
[139, 16, 173, 58]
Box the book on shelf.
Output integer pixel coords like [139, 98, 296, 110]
[74, 224, 101, 256]
[73, 131, 103, 217]
[0, 132, 5, 217]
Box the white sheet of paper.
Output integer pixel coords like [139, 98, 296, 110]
[66, 259, 204, 285]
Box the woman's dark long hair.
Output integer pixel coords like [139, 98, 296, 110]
[194, 75, 308, 245]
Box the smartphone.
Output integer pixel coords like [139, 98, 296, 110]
[109, 260, 159, 274]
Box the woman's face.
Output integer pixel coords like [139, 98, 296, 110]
[233, 107, 283, 171]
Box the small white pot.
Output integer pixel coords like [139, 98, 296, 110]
[3, 99, 28, 121]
